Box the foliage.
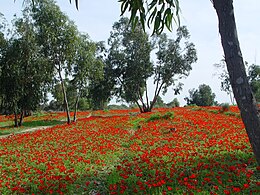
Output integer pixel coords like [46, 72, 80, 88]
[31, 0, 80, 124]
[0, 9, 52, 126]
[214, 59, 235, 104]
[220, 103, 230, 112]
[108, 17, 197, 113]
[71, 34, 104, 117]
[107, 104, 129, 110]
[248, 64, 260, 102]
[153, 96, 166, 108]
[108, 17, 153, 109]
[166, 98, 180, 107]
[185, 84, 216, 106]
[87, 42, 114, 110]
[119, 0, 180, 35]
[215, 60, 260, 103]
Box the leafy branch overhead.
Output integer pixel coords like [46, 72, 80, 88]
[119, 0, 180, 34]
[69, 0, 180, 34]
[28, 0, 180, 34]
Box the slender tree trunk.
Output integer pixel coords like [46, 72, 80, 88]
[213, 0, 260, 165]
[73, 93, 80, 122]
[18, 109, 24, 127]
[133, 98, 144, 113]
[149, 82, 164, 112]
[14, 108, 18, 127]
[58, 66, 71, 124]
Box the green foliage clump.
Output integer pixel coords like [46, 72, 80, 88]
[220, 103, 230, 112]
[146, 112, 174, 122]
[131, 118, 145, 130]
[131, 111, 174, 130]
[166, 98, 180, 108]
[161, 111, 174, 120]
[185, 84, 216, 106]
[146, 113, 161, 122]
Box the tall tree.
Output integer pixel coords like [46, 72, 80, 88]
[108, 18, 196, 112]
[108, 17, 153, 112]
[0, 8, 52, 126]
[0, 13, 8, 113]
[31, 0, 79, 124]
[151, 27, 197, 110]
[215, 60, 260, 104]
[88, 42, 115, 110]
[71, 34, 103, 121]
[212, 0, 260, 165]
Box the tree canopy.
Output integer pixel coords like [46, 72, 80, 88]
[107, 17, 197, 112]
[185, 84, 216, 106]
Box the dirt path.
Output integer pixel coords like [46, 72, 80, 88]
[0, 126, 53, 139]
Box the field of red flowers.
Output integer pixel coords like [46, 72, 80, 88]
[0, 107, 259, 194]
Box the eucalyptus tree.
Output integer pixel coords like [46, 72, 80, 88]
[151, 27, 197, 110]
[88, 42, 115, 110]
[108, 18, 196, 112]
[0, 14, 7, 112]
[107, 17, 153, 112]
[0, 8, 52, 126]
[0, 36, 23, 126]
[71, 34, 103, 121]
[216, 60, 260, 104]
[214, 59, 235, 105]
[31, 0, 79, 124]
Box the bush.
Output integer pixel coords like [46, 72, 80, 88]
[161, 111, 174, 120]
[146, 112, 174, 122]
[146, 113, 161, 122]
[220, 103, 230, 112]
[130, 111, 175, 130]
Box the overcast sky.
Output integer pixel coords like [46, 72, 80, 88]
[1, 0, 260, 105]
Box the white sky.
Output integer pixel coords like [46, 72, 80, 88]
[1, 0, 260, 105]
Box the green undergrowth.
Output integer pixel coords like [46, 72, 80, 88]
[131, 111, 174, 130]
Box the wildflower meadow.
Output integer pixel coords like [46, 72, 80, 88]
[0, 107, 259, 194]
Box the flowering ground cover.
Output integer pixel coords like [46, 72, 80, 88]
[0, 107, 259, 194]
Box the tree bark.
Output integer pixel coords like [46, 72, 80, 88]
[14, 108, 18, 127]
[18, 109, 24, 127]
[213, 0, 260, 165]
[73, 93, 80, 122]
[58, 66, 71, 124]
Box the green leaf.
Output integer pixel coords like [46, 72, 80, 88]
[153, 13, 161, 34]
[148, 7, 157, 29]
[148, 0, 158, 12]
[121, 1, 129, 16]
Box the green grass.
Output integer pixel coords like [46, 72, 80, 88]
[22, 120, 64, 128]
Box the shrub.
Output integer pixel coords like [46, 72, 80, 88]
[161, 111, 174, 120]
[220, 103, 230, 112]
